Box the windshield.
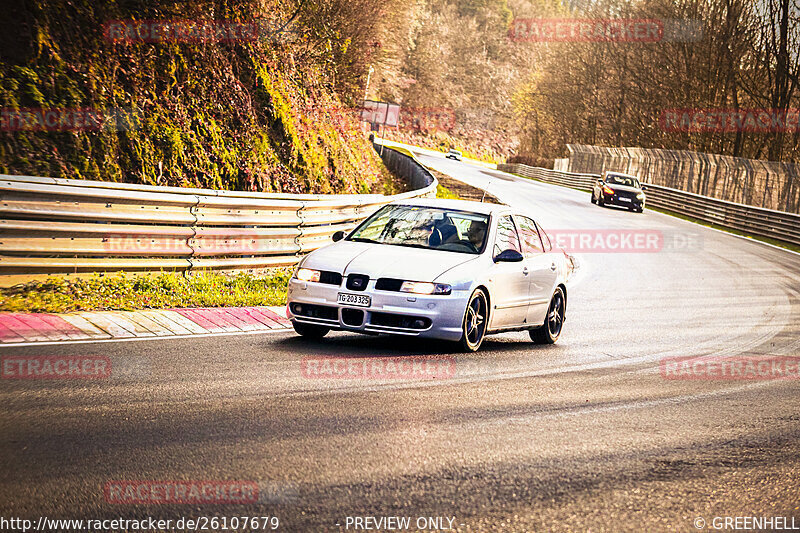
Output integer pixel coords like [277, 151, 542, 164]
[348, 205, 490, 254]
[606, 175, 641, 188]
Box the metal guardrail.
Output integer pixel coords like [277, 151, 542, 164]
[498, 163, 800, 247]
[498, 164, 600, 191]
[0, 145, 437, 283]
[564, 144, 800, 214]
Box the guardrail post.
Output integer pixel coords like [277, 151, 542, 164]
[294, 201, 306, 256]
[185, 195, 201, 277]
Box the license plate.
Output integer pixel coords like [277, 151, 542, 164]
[619, 197, 631, 202]
[337, 293, 371, 307]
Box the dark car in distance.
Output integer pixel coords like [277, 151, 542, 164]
[591, 171, 646, 212]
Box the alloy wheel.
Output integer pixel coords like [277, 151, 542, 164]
[462, 290, 488, 351]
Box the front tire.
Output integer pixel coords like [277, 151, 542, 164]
[530, 287, 565, 344]
[459, 289, 488, 352]
[292, 322, 330, 339]
[590, 192, 596, 204]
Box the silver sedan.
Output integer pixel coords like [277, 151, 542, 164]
[286, 198, 572, 351]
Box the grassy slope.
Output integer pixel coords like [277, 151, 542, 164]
[0, 1, 388, 194]
[0, 270, 292, 313]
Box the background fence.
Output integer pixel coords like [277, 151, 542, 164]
[0, 144, 437, 286]
[497, 163, 800, 247]
[562, 145, 800, 214]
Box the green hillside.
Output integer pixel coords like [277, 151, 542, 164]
[0, 0, 387, 194]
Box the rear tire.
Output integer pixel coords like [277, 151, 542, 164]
[529, 287, 566, 344]
[459, 289, 488, 352]
[292, 322, 330, 339]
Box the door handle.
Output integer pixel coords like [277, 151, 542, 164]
[550, 263, 556, 271]
[523, 266, 529, 275]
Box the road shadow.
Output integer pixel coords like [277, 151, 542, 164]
[276, 331, 555, 358]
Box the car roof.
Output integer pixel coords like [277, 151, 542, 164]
[389, 197, 509, 216]
[604, 171, 638, 179]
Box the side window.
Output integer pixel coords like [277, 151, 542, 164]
[494, 215, 521, 256]
[516, 216, 544, 255]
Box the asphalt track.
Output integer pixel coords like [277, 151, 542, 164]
[1, 153, 799, 532]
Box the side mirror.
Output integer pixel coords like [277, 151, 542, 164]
[332, 230, 345, 242]
[494, 249, 524, 263]
[641, 185, 647, 191]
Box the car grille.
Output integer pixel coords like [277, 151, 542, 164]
[370, 312, 431, 330]
[341, 309, 364, 326]
[375, 278, 404, 291]
[615, 190, 638, 200]
[346, 274, 369, 291]
[290, 303, 338, 321]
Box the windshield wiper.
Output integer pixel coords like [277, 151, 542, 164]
[393, 242, 432, 250]
[394, 241, 477, 254]
[349, 237, 381, 244]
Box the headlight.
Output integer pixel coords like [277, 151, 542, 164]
[636, 192, 645, 200]
[295, 268, 321, 282]
[399, 281, 452, 295]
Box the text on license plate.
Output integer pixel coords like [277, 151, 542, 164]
[337, 293, 371, 307]
[619, 197, 631, 202]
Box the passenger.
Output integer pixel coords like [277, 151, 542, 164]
[467, 220, 487, 248]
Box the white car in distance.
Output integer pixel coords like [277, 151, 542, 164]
[445, 148, 462, 161]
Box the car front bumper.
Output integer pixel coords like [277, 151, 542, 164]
[604, 194, 644, 209]
[287, 278, 469, 342]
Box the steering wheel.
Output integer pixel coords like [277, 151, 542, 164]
[439, 239, 477, 253]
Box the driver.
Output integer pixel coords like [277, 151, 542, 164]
[467, 220, 487, 248]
